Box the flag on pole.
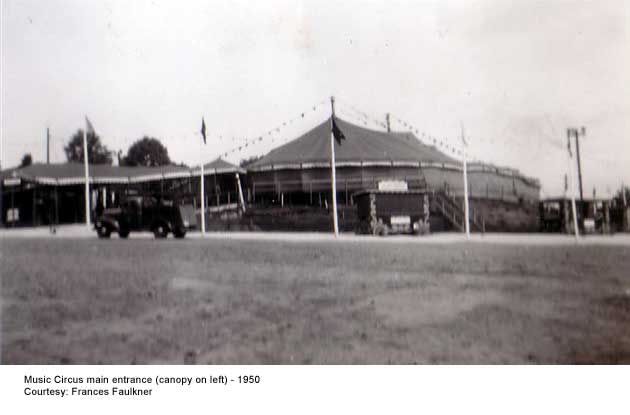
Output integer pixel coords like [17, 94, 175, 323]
[198, 117, 207, 235]
[332, 117, 346, 145]
[86, 116, 95, 136]
[200, 118, 207, 144]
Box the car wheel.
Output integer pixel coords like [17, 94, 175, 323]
[173, 228, 186, 239]
[118, 228, 130, 239]
[153, 224, 168, 239]
[97, 226, 111, 239]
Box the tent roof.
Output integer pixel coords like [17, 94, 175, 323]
[248, 117, 460, 170]
[201, 157, 245, 173]
[1, 158, 243, 186]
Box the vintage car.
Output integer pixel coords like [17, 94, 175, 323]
[353, 182, 430, 236]
[94, 195, 195, 239]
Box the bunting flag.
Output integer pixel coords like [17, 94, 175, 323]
[332, 117, 346, 145]
[200, 118, 207, 144]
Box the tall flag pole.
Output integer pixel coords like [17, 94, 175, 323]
[84, 117, 94, 229]
[200, 118, 207, 236]
[567, 129, 579, 240]
[236, 173, 246, 213]
[460, 123, 470, 239]
[330, 96, 345, 237]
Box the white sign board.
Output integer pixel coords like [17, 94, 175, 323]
[3, 178, 21, 186]
[378, 180, 408, 191]
[391, 216, 411, 225]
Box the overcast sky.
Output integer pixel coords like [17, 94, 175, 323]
[2, 0, 628, 197]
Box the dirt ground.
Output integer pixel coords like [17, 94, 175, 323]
[2, 235, 629, 364]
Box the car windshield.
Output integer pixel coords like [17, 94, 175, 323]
[124, 197, 142, 209]
[143, 197, 158, 208]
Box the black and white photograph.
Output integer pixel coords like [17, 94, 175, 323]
[1, 0, 629, 410]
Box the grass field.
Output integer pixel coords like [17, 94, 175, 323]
[2, 236, 630, 364]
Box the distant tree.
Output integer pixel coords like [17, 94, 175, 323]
[20, 153, 33, 167]
[240, 155, 262, 168]
[121, 137, 171, 167]
[64, 129, 113, 164]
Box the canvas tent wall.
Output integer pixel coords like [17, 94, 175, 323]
[246, 116, 540, 204]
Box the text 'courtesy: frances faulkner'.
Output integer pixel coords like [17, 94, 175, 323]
[22, 374, 261, 398]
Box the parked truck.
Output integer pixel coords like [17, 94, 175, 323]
[94, 194, 196, 239]
[354, 181, 430, 236]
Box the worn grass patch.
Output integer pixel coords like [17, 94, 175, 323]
[2, 238, 629, 364]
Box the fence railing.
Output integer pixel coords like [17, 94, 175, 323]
[430, 190, 485, 233]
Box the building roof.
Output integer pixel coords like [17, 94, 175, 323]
[248, 117, 461, 171]
[1, 158, 243, 186]
[197, 158, 246, 175]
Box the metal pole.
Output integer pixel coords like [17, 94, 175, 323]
[330, 96, 339, 237]
[386, 113, 391, 133]
[46, 127, 50, 164]
[200, 163, 206, 235]
[83, 123, 91, 228]
[236, 173, 246, 212]
[461, 123, 470, 239]
[463, 158, 470, 239]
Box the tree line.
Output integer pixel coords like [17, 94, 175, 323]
[20, 128, 261, 169]
[62, 129, 174, 167]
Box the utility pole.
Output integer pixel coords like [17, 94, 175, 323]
[568, 126, 586, 231]
[574, 127, 585, 201]
[46, 128, 50, 164]
[566, 128, 580, 239]
[385, 113, 391, 133]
